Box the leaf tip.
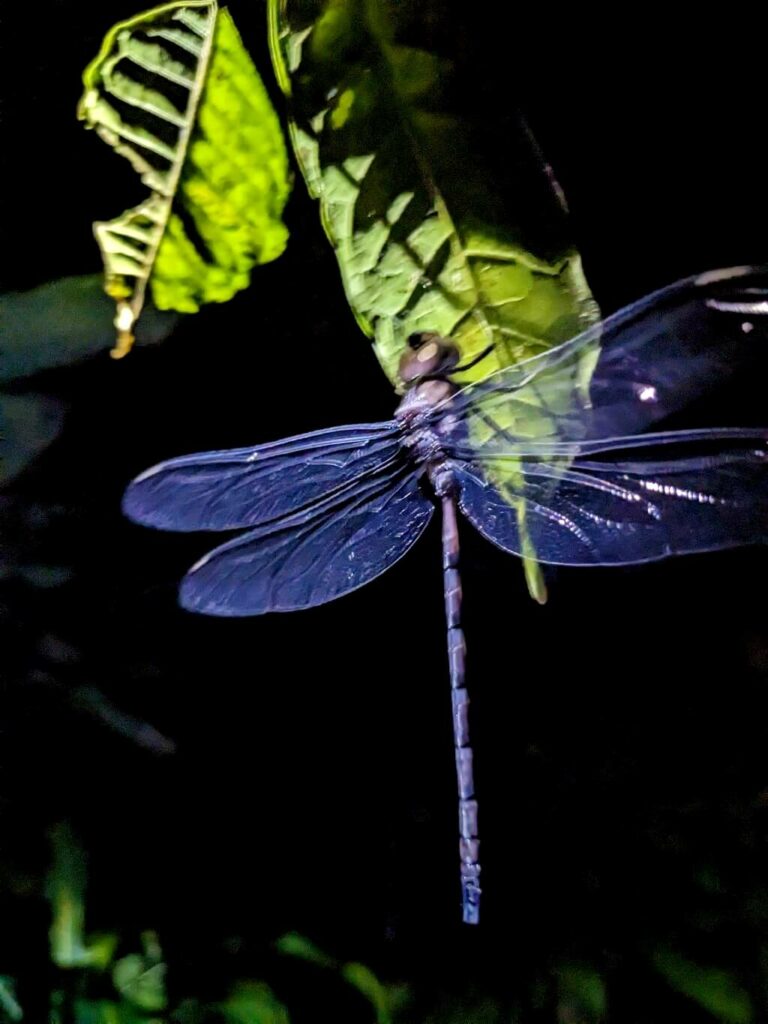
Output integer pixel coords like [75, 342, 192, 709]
[111, 302, 137, 358]
[524, 557, 548, 604]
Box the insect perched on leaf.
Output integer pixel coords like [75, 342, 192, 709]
[123, 265, 768, 924]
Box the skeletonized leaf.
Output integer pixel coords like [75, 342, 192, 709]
[79, 1, 291, 357]
[269, 0, 600, 600]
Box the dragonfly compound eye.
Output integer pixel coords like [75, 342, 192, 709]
[400, 334, 460, 384]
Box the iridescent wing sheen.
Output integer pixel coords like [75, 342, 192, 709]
[178, 463, 433, 615]
[123, 420, 434, 615]
[453, 430, 768, 565]
[122, 422, 402, 531]
[443, 265, 768, 448]
[441, 265, 768, 565]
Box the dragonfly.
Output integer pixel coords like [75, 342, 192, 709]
[123, 264, 768, 925]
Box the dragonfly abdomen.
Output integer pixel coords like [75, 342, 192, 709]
[442, 491, 482, 923]
[395, 335, 482, 920]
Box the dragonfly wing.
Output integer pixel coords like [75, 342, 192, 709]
[446, 265, 768, 446]
[455, 429, 768, 565]
[122, 422, 402, 531]
[179, 466, 434, 615]
[446, 268, 768, 568]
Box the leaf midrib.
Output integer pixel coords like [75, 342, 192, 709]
[358, 0, 497, 356]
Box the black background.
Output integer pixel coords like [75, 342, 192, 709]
[3, 4, 768, 1021]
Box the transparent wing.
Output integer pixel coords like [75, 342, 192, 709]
[122, 422, 402, 531]
[179, 464, 433, 615]
[443, 265, 768, 449]
[454, 429, 768, 565]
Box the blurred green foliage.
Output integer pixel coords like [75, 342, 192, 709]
[0, 275, 178, 485]
[27, 825, 404, 1022]
[1, 277, 178, 385]
[1, 820, 761, 1021]
[275, 932, 407, 1023]
[0, 979, 23, 1023]
[0, 395, 65, 487]
[652, 947, 753, 1024]
[554, 965, 606, 1024]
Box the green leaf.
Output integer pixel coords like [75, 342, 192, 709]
[653, 946, 753, 1024]
[274, 932, 336, 969]
[268, 0, 597, 383]
[0, 395, 64, 486]
[555, 964, 606, 1023]
[0, 977, 23, 1023]
[112, 958, 166, 1013]
[219, 981, 291, 1024]
[268, 0, 600, 601]
[70, 1000, 141, 1024]
[277, 933, 400, 1024]
[47, 823, 118, 971]
[0, 276, 178, 383]
[112, 932, 167, 1013]
[79, 1, 291, 357]
[340, 962, 394, 1024]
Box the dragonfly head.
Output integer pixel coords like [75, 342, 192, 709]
[399, 333, 459, 387]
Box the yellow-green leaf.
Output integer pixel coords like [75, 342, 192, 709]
[269, 0, 597, 385]
[268, 0, 600, 600]
[79, 0, 291, 357]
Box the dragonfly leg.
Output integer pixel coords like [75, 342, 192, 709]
[442, 492, 481, 924]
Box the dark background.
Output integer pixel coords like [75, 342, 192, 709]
[2, 4, 768, 1021]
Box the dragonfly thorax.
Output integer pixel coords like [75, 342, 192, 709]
[396, 344, 460, 492]
[396, 403, 457, 496]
